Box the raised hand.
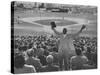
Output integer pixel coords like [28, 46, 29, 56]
[50, 22, 56, 29]
[81, 24, 86, 30]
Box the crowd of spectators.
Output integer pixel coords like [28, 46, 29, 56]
[14, 34, 97, 73]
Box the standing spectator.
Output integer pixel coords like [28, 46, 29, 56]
[51, 21, 86, 70]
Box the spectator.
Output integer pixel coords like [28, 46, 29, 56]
[84, 47, 93, 64]
[25, 48, 42, 72]
[70, 48, 88, 70]
[14, 54, 36, 74]
[49, 47, 59, 65]
[91, 51, 97, 67]
[40, 55, 59, 72]
[38, 48, 47, 66]
[14, 34, 97, 71]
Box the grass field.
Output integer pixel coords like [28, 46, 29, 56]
[14, 9, 97, 37]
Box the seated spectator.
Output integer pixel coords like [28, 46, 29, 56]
[14, 54, 36, 74]
[38, 48, 47, 66]
[43, 50, 49, 56]
[14, 35, 97, 71]
[84, 47, 97, 68]
[70, 48, 88, 70]
[49, 47, 59, 65]
[25, 48, 42, 72]
[40, 55, 59, 72]
[84, 47, 93, 64]
[89, 51, 97, 68]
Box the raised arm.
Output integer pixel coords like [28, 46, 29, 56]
[72, 25, 86, 38]
[52, 28, 62, 35]
[51, 22, 62, 35]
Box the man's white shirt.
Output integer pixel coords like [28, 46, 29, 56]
[52, 28, 83, 56]
[56, 33, 76, 56]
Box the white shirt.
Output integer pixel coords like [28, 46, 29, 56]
[57, 34, 75, 56]
[53, 28, 81, 56]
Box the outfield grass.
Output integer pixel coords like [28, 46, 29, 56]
[14, 10, 97, 37]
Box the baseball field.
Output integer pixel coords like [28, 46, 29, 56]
[14, 9, 97, 37]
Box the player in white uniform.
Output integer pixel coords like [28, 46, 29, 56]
[51, 22, 86, 70]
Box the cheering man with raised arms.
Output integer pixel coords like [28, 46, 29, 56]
[51, 22, 86, 70]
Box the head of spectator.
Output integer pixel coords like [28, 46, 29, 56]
[27, 48, 35, 57]
[63, 28, 67, 34]
[46, 55, 54, 65]
[44, 50, 49, 56]
[38, 48, 44, 56]
[14, 52, 20, 57]
[75, 48, 82, 56]
[53, 47, 58, 52]
[87, 47, 91, 53]
[50, 21, 56, 29]
[14, 54, 25, 69]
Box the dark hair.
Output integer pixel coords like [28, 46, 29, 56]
[53, 47, 58, 52]
[75, 48, 82, 56]
[14, 55, 25, 69]
[63, 28, 67, 34]
[50, 22, 56, 28]
[44, 50, 49, 56]
[63, 28, 67, 30]
[50, 22, 55, 25]
[87, 47, 91, 53]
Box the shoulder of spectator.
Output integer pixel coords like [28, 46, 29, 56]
[71, 56, 77, 59]
[82, 55, 88, 59]
[27, 65, 36, 73]
[49, 52, 53, 55]
[39, 66, 47, 72]
[82, 55, 89, 61]
[24, 64, 35, 69]
[54, 65, 60, 68]
[39, 66, 47, 70]
[33, 57, 40, 61]
[41, 66, 47, 68]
